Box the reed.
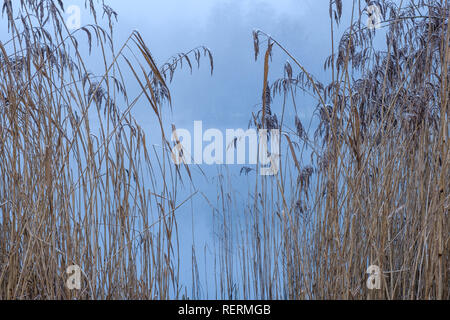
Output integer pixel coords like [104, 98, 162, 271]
[0, 0, 447, 300]
[214, 0, 449, 300]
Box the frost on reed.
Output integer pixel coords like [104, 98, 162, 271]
[0, 0, 211, 299]
[214, 0, 448, 300]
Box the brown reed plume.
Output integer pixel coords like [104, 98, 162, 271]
[0, 0, 212, 299]
[213, 0, 448, 300]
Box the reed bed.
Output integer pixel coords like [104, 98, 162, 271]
[0, 0, 211, 299]
[0, 0, 448, 300]
[214, 0, 449, 300]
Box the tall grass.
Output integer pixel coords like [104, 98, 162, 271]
[214, 0, 448, 300]
[0, 0, 448, 300]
